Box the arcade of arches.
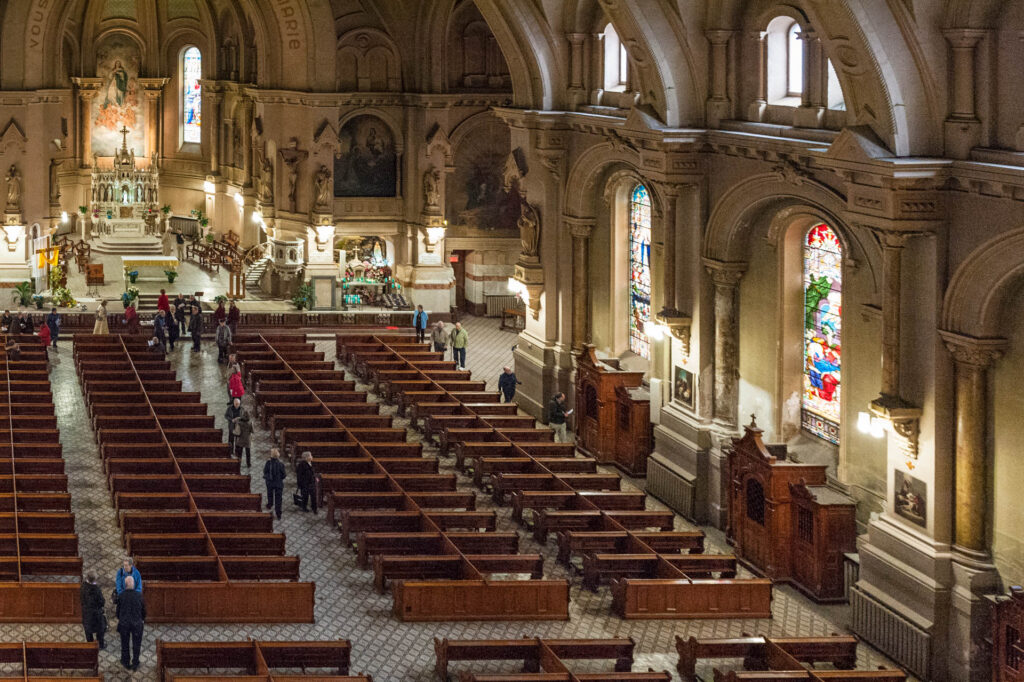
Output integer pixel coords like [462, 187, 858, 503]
[0, 1, 1022, 680]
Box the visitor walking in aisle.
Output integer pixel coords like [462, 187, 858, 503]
[175, 230, 185, 261]
[263, 449, 286, 520]
[123, 303, 140, 335]
[450, 322, 468, 370]
[156, 289, 170, 315]
[498, 366, 520, 403]
[153, 309, 167, 349]
[173, 294, 187, 334]
[233, 409, 253, 467]
[414, 305, 428, 343]
[224, 397, 248, 456]
[116, 575, 145, 671]
[167, 305, 179, 350]
[92, 302, 109, 335]
[227, 300, 241, 337]
[431, 321, 447, 354]
[215, 318, 233, 364]
[79, 572, 106, 649]
[295, 451, 319, 514]
[188, 305, 203, 351]
[37, 323, 50, 358]
[547, 392, 573, 443]
[45, 307, 60, 349]
[228, 364, 245, 401]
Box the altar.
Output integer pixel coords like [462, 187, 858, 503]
[91, 126, 158, 239]
[122, 256, 178, 288]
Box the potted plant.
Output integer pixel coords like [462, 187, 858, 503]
[291, 284, 315, 311]
[78, 206, 88, 216]
[205, 233, 215, 243]
[121, 287, 139, 308]
[32, 294, 44, 310]
[214, 294, 228, 305]
[53, 287, 76, 308]
[160, 205, 172, 216]
[165, 270, 178, 283]
[12, 281, 33, 307]
[125, 269, 139, 284]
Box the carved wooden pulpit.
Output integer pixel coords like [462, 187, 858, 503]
[725, 415, 855, 602]
[574, 345, 651, 476]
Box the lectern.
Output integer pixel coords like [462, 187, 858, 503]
[574, 345, 652, 475]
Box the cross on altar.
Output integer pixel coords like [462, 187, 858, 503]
[119, 126, 130, 149]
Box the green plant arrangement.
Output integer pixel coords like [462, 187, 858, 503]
[52, 287, 76, 308]
[78, 205, 88, 215]
[291, 283, 315, 311]
[32, 294, 44, 309]
[165, 270, 178, 283]
[48, 264, 65, 291]
[161, 205, 172, 215]
[214, 294, 228, 304]
[121, 287, 140, 308]
[12, 281, 33, 307]
[125, 269, 139, 284]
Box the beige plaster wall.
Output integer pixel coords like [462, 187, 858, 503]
[992, 285, 1024, 584]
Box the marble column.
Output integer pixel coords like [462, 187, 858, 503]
[207, 88, 223, 176]
[704, 259, 746, 426]
[748, 31, 768, 120]
[138, 78, 168, 162]
[75, 86, 100, 168]
[567, 34, 586, 90]
[794, 30, 824, 128]
[240, 98, 254, 188]
[943, 29, 986, 158]
[940, 331, 1007, 552]
[705, 30, 732, 125]
[567, 219, 594, 351]
[878, 232, 909, 397]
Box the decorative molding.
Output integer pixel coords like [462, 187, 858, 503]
[938, 331, 1008, 370]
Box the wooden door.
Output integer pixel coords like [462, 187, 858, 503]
[741, 477, 770, 573]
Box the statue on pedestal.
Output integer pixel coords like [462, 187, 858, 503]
[517, 200, 540, 261]
[259, 156, 274, 204]
[5, 164, 21, 214]
[313, 165, 332, 212]
[423, 168, 441, 212]
[49, 159, 61, 204]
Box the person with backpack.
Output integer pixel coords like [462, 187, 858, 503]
[233, 411, 253, 467]
[215, 318, 233, 363]
[262, 449, 286, 520]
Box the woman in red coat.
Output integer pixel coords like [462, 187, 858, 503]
[228, 366, 245, 400]
[38, 324, 50, 356]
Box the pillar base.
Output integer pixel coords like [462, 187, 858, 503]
[513, 334, 574, 422]
[945, 548, 1001, 682]
[650, 405, 714, 524]
[792, 105, 825, 129]
[405, 264, 454, 316]
[944, 118, 982, 160]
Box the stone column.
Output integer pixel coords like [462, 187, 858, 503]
[877, 232, 909, 396]
[240, 98, 254, 187]
[224, 118, 235, 171]
[793, 30, 824, 128]
[705, 30, 733, 126]
[656, 184, 679, 314]
[748, 31, 768, 120]
[206, 86, 223, 176]
[943, 29, 986, 159]
[940, 332, 1006, 552]
[138, 78, 168, 162]
[72, 79, 102, 168]
[704, 259, 746, 426]
[567, 219, 593, 351]
[568, 34, 586, 90]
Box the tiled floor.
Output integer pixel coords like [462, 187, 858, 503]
[3, 315, 905, 681]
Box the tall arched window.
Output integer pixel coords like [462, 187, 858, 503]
[628, 185, 652, 359]
[802, 223, 842, 444]
[182, 47, 202, 144]
[603, 23, 628, 92]
[787, 22, 803, 96]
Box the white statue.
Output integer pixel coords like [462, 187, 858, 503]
[313, 165, 332, 211]
[518, 200, 540, 260]
[5, 165, 21, 213]
[423, 168, 441, 211]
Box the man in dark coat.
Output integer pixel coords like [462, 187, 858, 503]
[173, 294, 187, 334]
[116, 575, 145, 671]
[224, 398, 245, 454]
[79, 572, 105, 648]
[263, 448, 286, 520]
[497, 366, 521, 403]
[45, 307, 60, 349]
[188, 305, 203, 351]
[295, 450, 318, 514]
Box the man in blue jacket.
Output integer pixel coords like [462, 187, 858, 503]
[115, 556, 142, 595]
[497, 366, 521, 403]
[413, 305, 428, 343]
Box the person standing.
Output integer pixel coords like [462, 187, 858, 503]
[263, 448, 286, 520]
[215, 319, 232, 364]
[213, 300, 227, 326]
[224, 397, 246, 456]
[125, 303, 140, 335]
[188, 305, 202, 351]
[547, 392, 573, 443]
[115, 557, 142, 596]
[413, 305, 428, 343]
[430, 321, 447, 354]
[156, 289, 170, 316]
[45, 307, 60, 349]
[93, 302, 109, 335]
[227, 301, 241, 338]
[173, 294, 187, 334]
[295, 451, 318, 514]
[116, 575, 145, 671]
[38, 323, 51, 358]
[497, 366, 520, 403]
[228, 365, 245, 401]
[175, 230, 186, 261]
[80, 572, 106, 649]
[449, 322, 468, 370]
[233, 410, 253, 467]
[166, 306, 179, 350]
[153, 310, 167, 349]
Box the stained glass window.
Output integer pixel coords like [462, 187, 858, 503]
[629, 184, 652, 359]
[182, 47, 202, 144]
[802, 223, 842, 444]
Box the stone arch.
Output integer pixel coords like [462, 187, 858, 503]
[448, 110, 507, 154]
[942, 228, 1024, 338]
[564, 141, 643, 218]
[337, 108, 404, 154]
[336, 27, 402, 92]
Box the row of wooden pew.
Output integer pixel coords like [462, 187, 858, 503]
[341, 333, 770, 621]
[0, 334, 83, 623]
[71, 334, 314, 623]
[0, 641, 100, 680]
[157, 639, 369, 681]
[238, 332, 569, 621]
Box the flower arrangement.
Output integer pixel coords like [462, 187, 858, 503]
[78, 206, 88, 215]
[92, 209, 100, 219]
[52, 287, 76, 308]
[165, 270, 178, 283]
[121, 287, 140, 308]
[205, 233, 215, 243]
[125, 269, 139, 284]
[31, 294, 44, 309]
[161, 205, 172, 215]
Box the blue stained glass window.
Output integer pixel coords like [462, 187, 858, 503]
[183, 47, 202, 144]
[629, 185, 652, 359]
[802, 223, 842, 444]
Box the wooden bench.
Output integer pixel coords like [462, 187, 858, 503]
[156, 639, 366, 681]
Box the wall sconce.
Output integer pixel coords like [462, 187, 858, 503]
[234, 192, 244, 208]
[314, 224, 333, 252]
[203, 180, 216, 195]
[425, 223, 447, 252]
[508, 276, 527, 301]
[3, 224, 24, 252]
[866, 397, 922, 460]
[647, 322, 667, 341]
[857, 411, 889, 439]
[61, 211, 68, 223]
[253, 209, 263, 225]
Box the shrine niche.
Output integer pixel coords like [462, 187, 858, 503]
[90, 127, 158, 236]
[334, 115, 397, 197]
[92, 35, 145, 157]
[726, 417, 855, 603]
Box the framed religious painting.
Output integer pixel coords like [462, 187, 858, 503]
[894, 469, 926, 528]
[673, 366, 694, 410]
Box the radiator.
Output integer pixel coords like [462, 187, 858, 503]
[485, 295, 522, 317]
[843, 553, 860, 601]
[851, 585, 931, 678]
[645, 454, 696, 521]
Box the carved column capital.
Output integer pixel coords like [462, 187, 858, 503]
[705, 29, 735, 45]
[703, 258, 747, 288]
[939, 331, 1008, 369]
[943, 28, 987, 50]
[73, 77, 103, 100]
[567, 33, 586, 47]
[565, 217, 594, 239]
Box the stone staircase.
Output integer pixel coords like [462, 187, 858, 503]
[90, 234, 163, 256]
[245, 257, 270, 294]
